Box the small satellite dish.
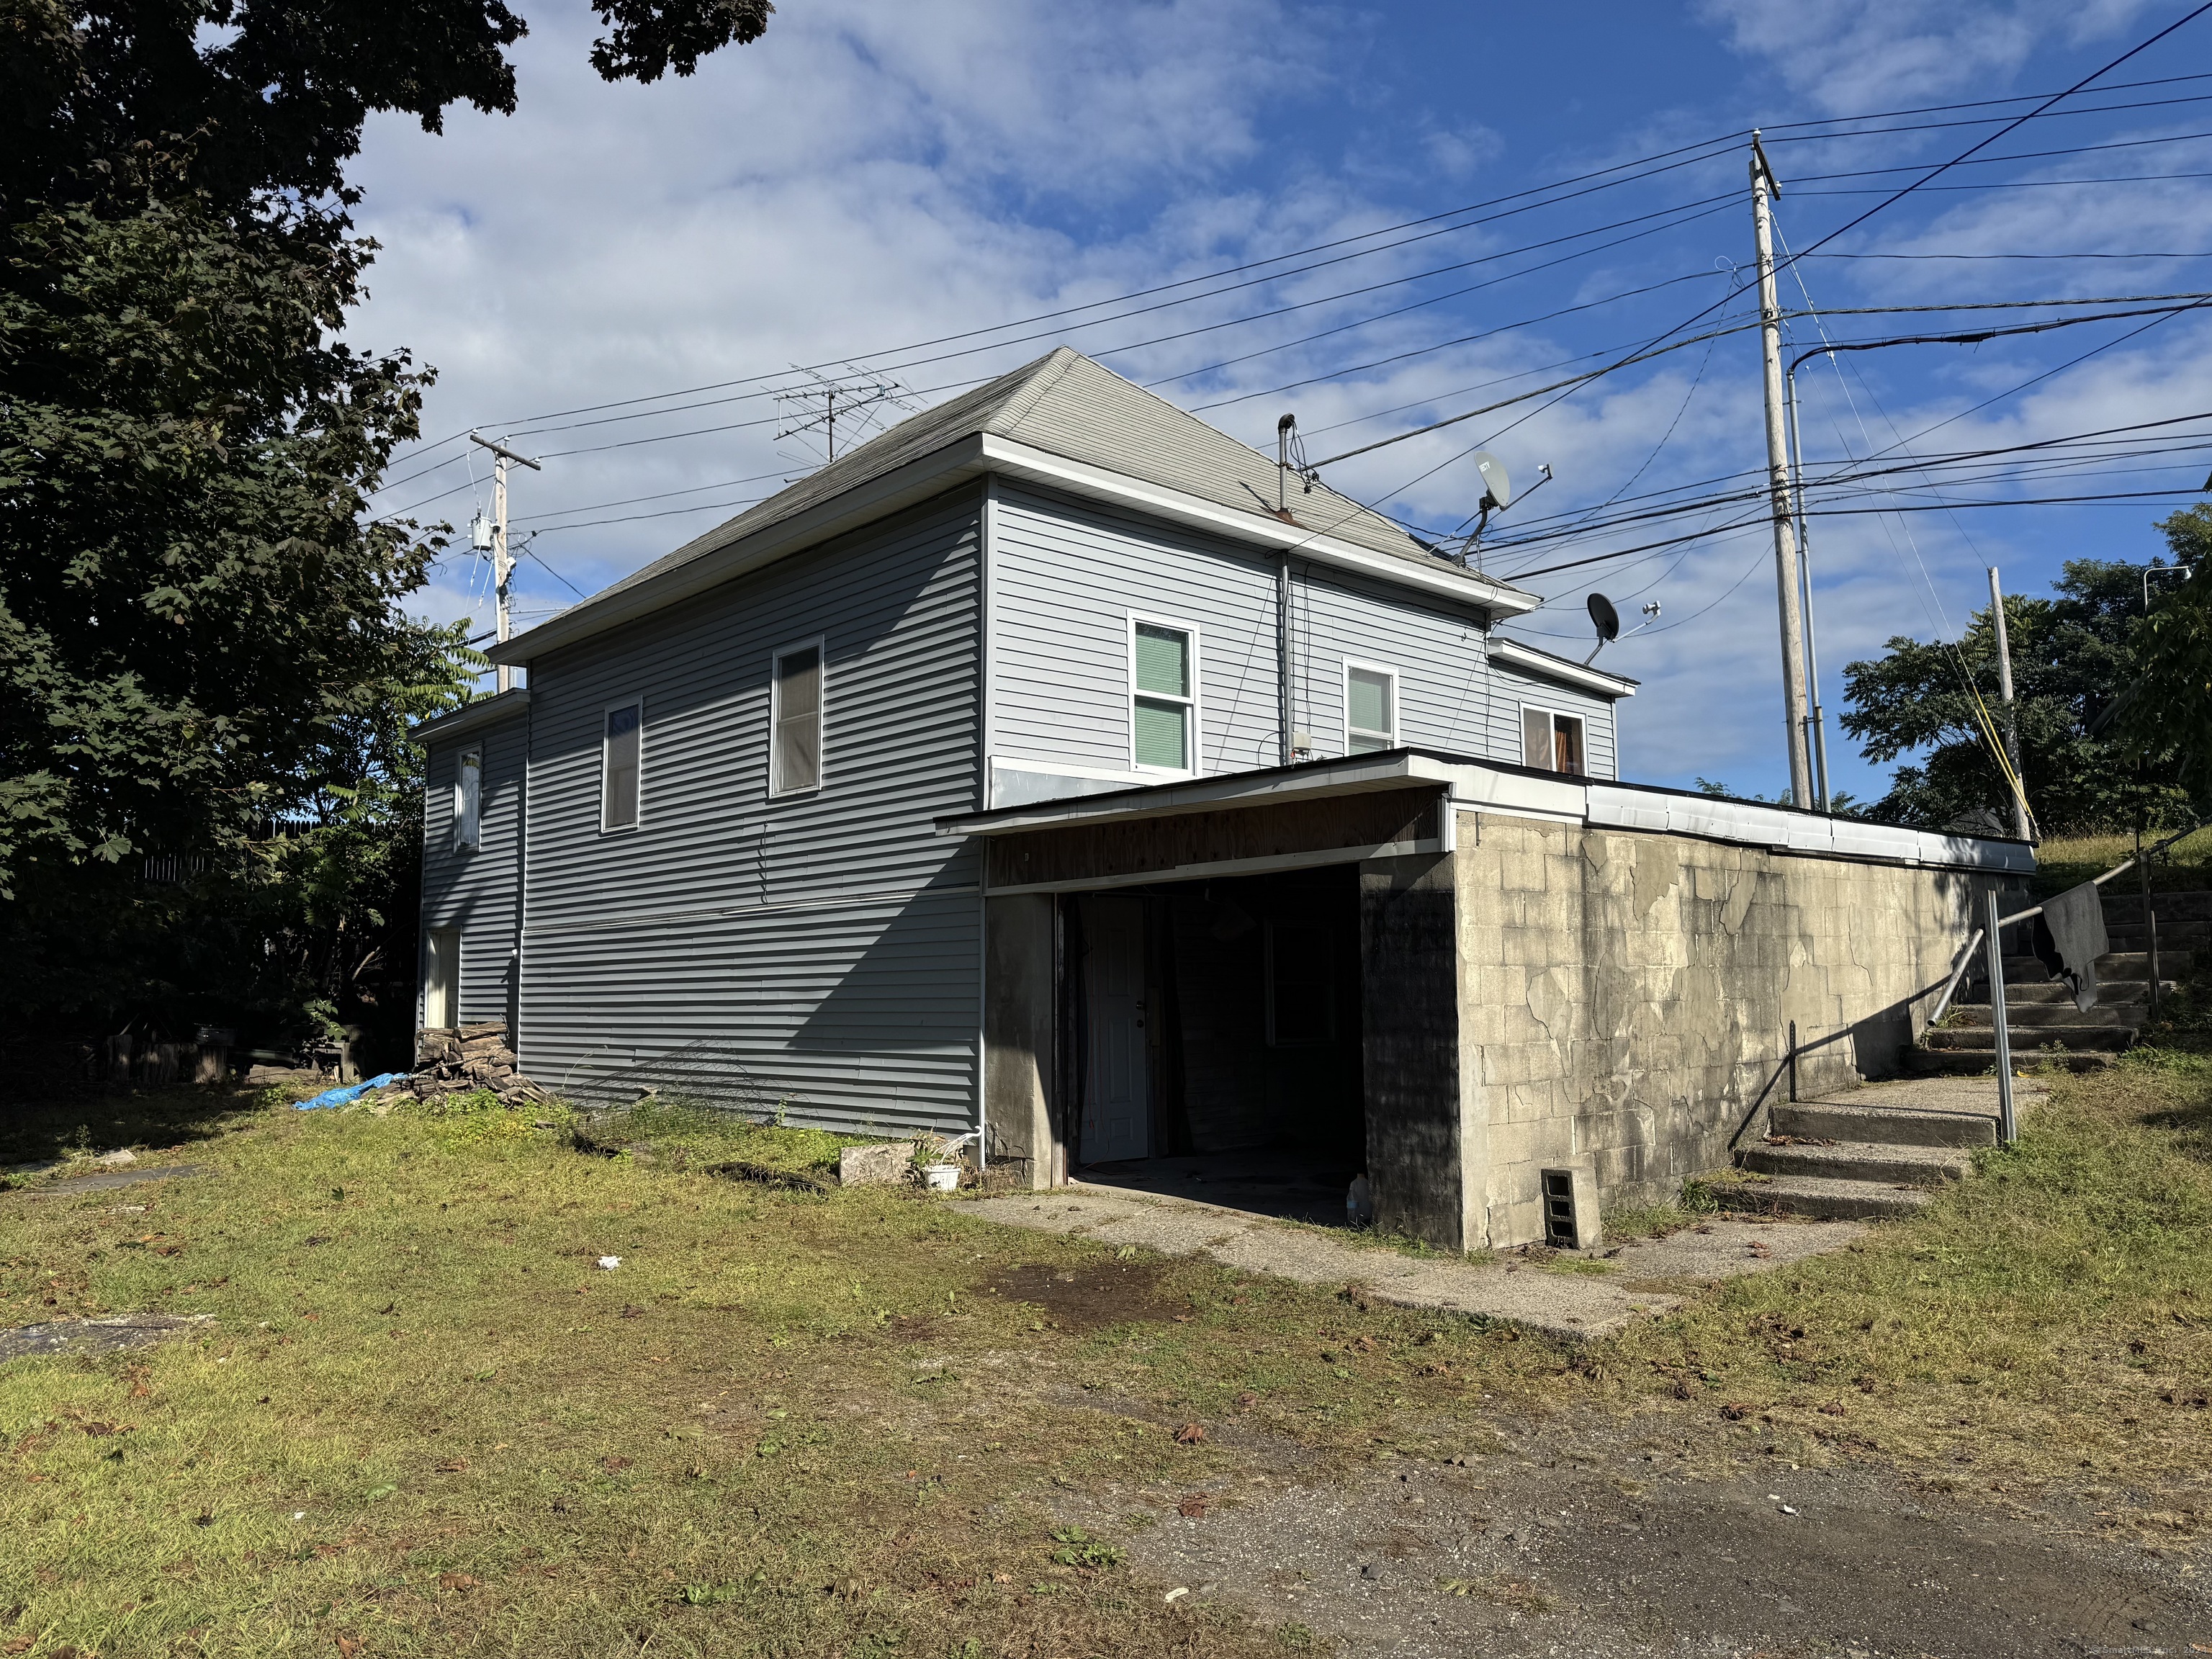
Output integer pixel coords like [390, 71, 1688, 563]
[1471, 451, 1511, 510]
[1585, 593, 1621, 665]
[1588, 593, 1621, 643]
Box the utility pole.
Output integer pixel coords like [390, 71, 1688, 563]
[471, 433, 542, 693]
[1750, 132, 1814, 808]
[1784, 364, 1832, 811]
[1987, 566, 2031, 840]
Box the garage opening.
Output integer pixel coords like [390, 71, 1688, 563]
[1061, 865, 1364, 1226]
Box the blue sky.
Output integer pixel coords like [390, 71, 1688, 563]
[350, 0, 2212, 804]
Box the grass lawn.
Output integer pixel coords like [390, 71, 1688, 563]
[2031, 824, 2212, 896]
[2, 1055, 2209, 1657]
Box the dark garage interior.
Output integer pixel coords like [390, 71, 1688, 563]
[1060, 866, 1367, 1225]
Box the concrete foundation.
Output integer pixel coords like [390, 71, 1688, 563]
[1455, 809, 2013, 1248]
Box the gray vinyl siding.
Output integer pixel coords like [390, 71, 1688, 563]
[1488, 663, 1618, 780]
[988, 484, 1619, 785]
[419, 713, 526, 1030]
[516, 488, 984, 1133]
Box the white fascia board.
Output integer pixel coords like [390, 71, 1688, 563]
[1444, 763, 1590, 824]
[1487, 637, 1638, 698]
[938, 751, 1460, 837]
[978, 434, 1539, 616]
[490, 436, 997, 665]
[410, 687, 530, 745]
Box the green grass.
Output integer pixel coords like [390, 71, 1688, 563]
[2031, 824, 2212, 896]
[4, 1053, 2211, 1653]
[1612, 1048, 2212, 1522]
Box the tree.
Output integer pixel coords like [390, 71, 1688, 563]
[1839, 558, 2198, 835]
[1, 0, 773, 1050]
[2121, 504, 2212, 797]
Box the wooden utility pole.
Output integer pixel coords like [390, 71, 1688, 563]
[1987, 565, 2031, 840]
[471, 433, 541, 693]
[1751, 132, 1815, 807]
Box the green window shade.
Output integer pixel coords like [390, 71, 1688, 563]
[1134, 624, 1190, 696]
[1133, 697, 1189, 770]
[1347, 667, 1392, 743]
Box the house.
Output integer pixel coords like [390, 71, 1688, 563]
[412, 348, 2030, 1250]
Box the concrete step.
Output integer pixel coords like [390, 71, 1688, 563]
[1926, 1025, 2134, 1052]
[2099, 949, 2192, 978]
[1902, 1046, 2115, 1077]
[1948, 1002, 2128, 1028]
[2002, 954, 2051, 982]
[1712, 1174, 1932, 1222]
[1738, 1139, 1975, 1186]
[1968, 980, 2177, 1004]
[2107, 921, 2212, 946]
[2104, 891, 2212, 925]
[1771, 1098, 1997, 1148]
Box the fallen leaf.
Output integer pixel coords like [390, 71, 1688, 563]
[1719, 1403, 1753, 1421]
[1233, 1391, 1259, 1409]
[601, 1456, 634, 1473]
[434, 1457, 469, 1474]
[1177, 1493, 1211, 1517]
[439, 1572, 479, 1591]
[335, 1637, 362, 1657]
[1173, 1423, 1206, 1445]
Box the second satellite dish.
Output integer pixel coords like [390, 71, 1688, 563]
[1471, 451, 1511, 510]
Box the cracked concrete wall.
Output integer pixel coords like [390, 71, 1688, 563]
[1454, 810, 2013, 1249]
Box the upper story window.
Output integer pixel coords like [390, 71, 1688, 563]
[771, 639, 824, 795]
[603, 699, 642, 830]
[1344, 662, 1398, 755]
[454, 747, 482, 851]
[1521, 706, 1585, 776]
[1130, 619, 1197, 775]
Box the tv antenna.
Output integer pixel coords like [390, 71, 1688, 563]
[775, 364, 914, 466]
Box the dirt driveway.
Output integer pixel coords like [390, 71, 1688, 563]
[1061, 1405, 2208, 1658]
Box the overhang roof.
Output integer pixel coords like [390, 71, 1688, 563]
[1486, 637, 1638, 698]
[410, 686, 529, 745]
[490, 349, 1539, 665]
[935, 747, 2034, 875]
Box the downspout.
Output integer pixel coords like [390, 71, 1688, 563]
[1277, 414, 1295, 766]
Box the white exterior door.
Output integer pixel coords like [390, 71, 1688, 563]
[1080, 896, 1150, 1164]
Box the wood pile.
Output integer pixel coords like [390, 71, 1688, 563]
[382, 1022, 548, 1106]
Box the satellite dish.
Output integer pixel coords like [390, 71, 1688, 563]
[1471, 451, 1511, 509]
[1585, 593, 1621, 665]
[1588, 593, 1621, 643]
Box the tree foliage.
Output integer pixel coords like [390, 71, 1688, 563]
[2122, 505, 2212, 796]
[1840, 556, 2200, 835]
[1, 0, 772, 1053]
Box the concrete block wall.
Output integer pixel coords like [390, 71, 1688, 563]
[1454, 810, 2008, 1247]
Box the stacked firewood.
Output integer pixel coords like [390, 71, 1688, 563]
[377, 1022, 549, 1107]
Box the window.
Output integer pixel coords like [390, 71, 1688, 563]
[771, 640, 824, 795]
[1264, 921, 1335, 1046]
[454, 748, 482, 852]
[1130, 620, 1196, 773]
[1521, 707, 1586, 776]
[1344, 662, 1398, 755]
[423, 928, 460, 1031]
[603, 700, 642, 830]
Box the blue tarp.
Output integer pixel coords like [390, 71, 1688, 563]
[295, 1072, 406, 1111]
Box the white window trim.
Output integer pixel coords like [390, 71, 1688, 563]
[601, 694, 644, 834]
[453, 747, 482, 853]
[1126, 613, 1202, 778]
[423, 926, 461, 1031]
[769, 634, 828, 799]
[1518, 702, 1587, 777]
[1341, 657, 1399, 756]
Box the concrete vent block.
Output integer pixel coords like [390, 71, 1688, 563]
[1539, 1164, 1603, 1252]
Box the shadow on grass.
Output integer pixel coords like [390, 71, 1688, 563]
[0, 1082, 268, 1169]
